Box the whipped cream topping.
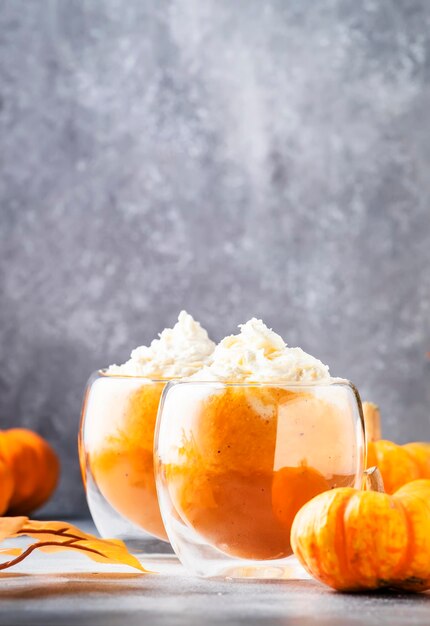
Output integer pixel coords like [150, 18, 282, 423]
[192, 318, 330, 383]
[108, 311, 215, 378]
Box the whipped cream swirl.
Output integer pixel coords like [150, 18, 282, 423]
[108, 311, 215, 378]
[192, 318, 330, 383]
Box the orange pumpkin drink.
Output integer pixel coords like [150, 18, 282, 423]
[80, 311, 215, 542]
[155, 319, 365, 571]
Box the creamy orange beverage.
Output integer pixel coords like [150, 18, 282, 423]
[157, 320, 362, 559]
[81, 311, 215, 540]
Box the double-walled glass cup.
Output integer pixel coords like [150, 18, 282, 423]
[79, 371, 172, 553]
[155, 379, 365, 578]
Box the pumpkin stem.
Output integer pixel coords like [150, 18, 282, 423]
[363, 466, 385, 493]
[362, 402, 381, 442]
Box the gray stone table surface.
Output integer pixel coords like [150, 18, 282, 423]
[0, 520, 428, 626]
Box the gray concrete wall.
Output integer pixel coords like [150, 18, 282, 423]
[1, 0, 429, 515]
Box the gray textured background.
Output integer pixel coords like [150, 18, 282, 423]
[1, 0, 429, 516]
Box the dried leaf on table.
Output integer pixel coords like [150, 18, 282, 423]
[0, 518, 150, 573]
[0, 517, 27, 541]
[0, 547, 23, 556]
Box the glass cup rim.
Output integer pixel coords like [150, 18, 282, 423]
[92, 370, 356, 389]
[92, 368, 174, 383]
[160, 377, 356, 389]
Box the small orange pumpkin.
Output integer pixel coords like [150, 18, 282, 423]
[363, 402, 430, 494]
[291, 477, 430, 592]
[0, 458, 14, 515]
[367, 439, 430, 494]
[0, 429, 60, 514]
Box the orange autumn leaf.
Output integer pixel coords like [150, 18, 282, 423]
[0, 517, 28, 541]
[0, 548, 22, 556]
[0, 518, 150, 573]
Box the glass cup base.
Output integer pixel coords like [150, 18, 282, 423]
[163, 511, 310, 579]
[191, 556, 311, 580]
[85, 473, 174, 556]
